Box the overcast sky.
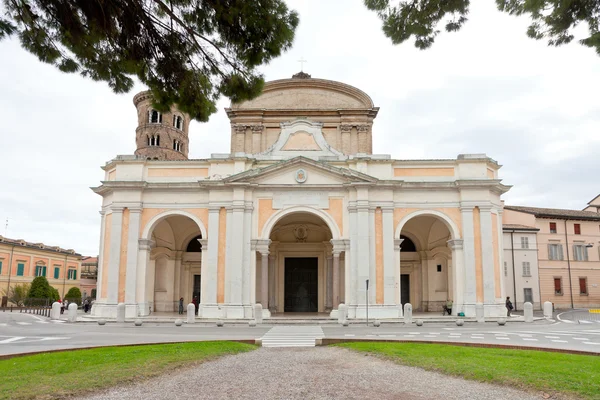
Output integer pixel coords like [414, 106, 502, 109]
[1, 0, 599, 256]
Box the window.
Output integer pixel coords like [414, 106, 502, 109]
[579, 277, 588, 295]
[148, 134, 160, 146]
[522, 262, 531, 277]
[523, 288, 533, 303]
[68, 269, 77, 280]
[149, 109, 162, 124]
[437, 264, 442, 272]
[54, 267, 60, 279]
[173, 140, 182, 152]
[548, 243, 563, 260]
[35, 265, 47, 277]
[554, 277, 563, 295]
[573, 244, 589, 261]
[574, 223, 581, 235]
[16, 263, 24, 276]
[173, 115, 183, 130]
[504, 261, 507, 276]
[549, 222, 557, 233]
[521, 236, 529, 249]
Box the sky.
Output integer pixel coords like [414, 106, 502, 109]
[0, 0, 599, 256]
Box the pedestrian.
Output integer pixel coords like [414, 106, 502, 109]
[59, 299, 64, 315]
[179, 297, 184, 315]
[83, 299, 90, 313]
[192, 296, 198, 315]
[505, 296, 513, 317]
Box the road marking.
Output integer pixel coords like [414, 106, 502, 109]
[573, 338, 589, 340]
[545, 336, 560, 339]
[16, 322, 32, 326]
[344, 334, 355, 337]
[522, 338, 538, 341]
[0, 337, 26, 344]
[423, 335, 437, 338]
[551, 340, 568, 343]
[583, 342, 600, 345]
[36, 321, 49, 324]
[496, 337, 510, 340]
[470, 336, 484, 339]
[379, 335, 396, 338]
[0, 323, 6, 327]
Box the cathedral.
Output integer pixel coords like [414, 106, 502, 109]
[91, 72, 510, 319]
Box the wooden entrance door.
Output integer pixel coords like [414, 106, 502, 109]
[284, 258, 318, 312]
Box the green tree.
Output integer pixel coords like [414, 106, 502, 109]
[64, 287, 82, 305]
[1, 283, 30, 306]
[365, 0, 600, 55]
[50, 287, 60, 303]
[0, 0, 299, 121]
[27, 276, 52, 305]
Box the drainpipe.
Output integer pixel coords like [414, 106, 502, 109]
[5, 244, 15, 298]
[510, 231, 517, 311]
[564, 220, 574, 309]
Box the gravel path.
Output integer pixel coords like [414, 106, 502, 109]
[79, 347, 540, 400]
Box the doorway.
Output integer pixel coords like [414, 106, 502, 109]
[284, 258, 318, 312]
[401, 274, 410, 306]
[193, 274, 201, 304]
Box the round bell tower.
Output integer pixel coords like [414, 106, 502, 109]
[133, 91, 190, 161]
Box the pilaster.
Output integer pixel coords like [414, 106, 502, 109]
[382, 206, 395, 305]
[460, 206, 477, 315]
[479, 205, 496, 304]
[107, 207, 124, 305]
[125, 207, 142, 306]
[136, 238, 155, 316]
[448, 239, 465, 316]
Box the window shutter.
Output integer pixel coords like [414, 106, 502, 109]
[17, 263, 24, 276]
[74, 270, 77, 280]
[579, 278, 586, 294]
[0, 261, 2, 275]
[574, 224, 581, 234]
[584, 247, 589, 261]
[43, 266, 46, 277]
[547, 244, 552, 259]
[554, 278, 561, 292]
[558, 245, 564, 260]
[54, 268, 59, 279]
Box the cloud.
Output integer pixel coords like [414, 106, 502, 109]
[0, 0, 598, 255]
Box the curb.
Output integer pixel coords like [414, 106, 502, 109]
[315, 338, 600, 356]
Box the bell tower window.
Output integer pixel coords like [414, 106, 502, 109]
[173, 115, 183, 130]
[149, 135, 160, 146]
[173, 140, 182, 152]
[149, 110, 162, 124]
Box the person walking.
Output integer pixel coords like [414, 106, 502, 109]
[192, 297, 199, 315]
[505, 296, 514, 317]
[178, 297, 184, 315]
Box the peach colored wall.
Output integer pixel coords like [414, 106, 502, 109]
[502, 209, 536, 227]
[394, 168, 455, 177]
[281, 131, 321, 150]
[492, 213, 501, 298]
[101, 213, 112, 299]
[217, 207, 227, 304]
[325, 198, 344, 235]
[107, 170, 116, 180]
[375, 208, 384, 304]
[473, 207, 483, 302]
[258, 199, 276, 236]
[147, 168, 208, 177]
[118, 209, 130, 303]
[540, 268, 600, 308]
[486, 168, 495, 179]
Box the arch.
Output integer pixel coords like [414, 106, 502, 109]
[185, 234, 203, 252]
[399, 234, 417, 252]
[261, 205, 341, 240]
[142, 209, 208, 241]
[395, 209, 461, 240]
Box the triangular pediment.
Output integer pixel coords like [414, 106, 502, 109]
[223, 156, 377, 185]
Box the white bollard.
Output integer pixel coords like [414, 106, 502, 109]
[404, 303, 413, 324]
[543, 301, 553, 318]
[187, 303, 196, 324]
[337, 303, 347, 324]
[476, 303, 485, 323]
[67, 303, 78, 323]
[254, 304, 263, 324]
[50, 302, 61, 320]
[524, 302, 534, 323]
[116, 302, 126, 323]
[175, 319, 183, 326]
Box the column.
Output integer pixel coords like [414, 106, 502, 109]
[357, 125, 369, 153]
[260, 251, 269, 307]
[448, 239, 464, 315]
[356, 201, 370, 305]
[326, 254, 333, 310]
[268, 254, 276, 312]
[496, 210, 506, 301]
[199, 238, 208, 301]
[224, 206, 234, 304]
[125, 207, 142, 305]
[251, 125, 263, 154]
[368, 207, 376, 304]
[107, 207, 124, 305]
[96, 211, 106, 301]
[136, 238, 155, 316]
[341, 124, 352, 155]
[332, 252, 341, 308]
[394, 238, 404, 309]
[241, 204, 253, 307]
[348, 204, 358, 305]
[202, 207, 220, 305]
[479, 205, 496, 304]
[460, 206, 477, 314]
[382, 207, 395, 304]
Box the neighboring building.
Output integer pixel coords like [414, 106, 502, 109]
[583, 194, 600, 213]
[80, 256, 98, 299]
[502, 224, 541, 310]
[91, 73, 511, 319]
[504, 203, 600, 309]
[0, 236, 81, 302]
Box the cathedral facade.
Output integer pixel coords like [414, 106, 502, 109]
[91, 73, 510, 319]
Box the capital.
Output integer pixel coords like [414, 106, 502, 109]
[138, 239, 156, 251]
[356, 125, 369, 132]
[340, 124, 353, 132]
[394, 238, 404, 249]
[198, 239, 208, 248]
[447, 239, 464, 250]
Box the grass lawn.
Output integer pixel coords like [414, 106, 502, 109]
[0, 341, 255, 400]
[336, 342, 600, 399]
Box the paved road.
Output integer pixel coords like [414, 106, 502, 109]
[1, 311, 599, 355]
[79, 347, 540, 400]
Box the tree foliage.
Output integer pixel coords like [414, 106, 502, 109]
[1, 283, 30, 306]
[26, 276, 53, 305]
[64, 287, 82, 304]
[50, 286, 60, 303]
[0, 0, 299, 121]
[365, 0, 600, 55]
